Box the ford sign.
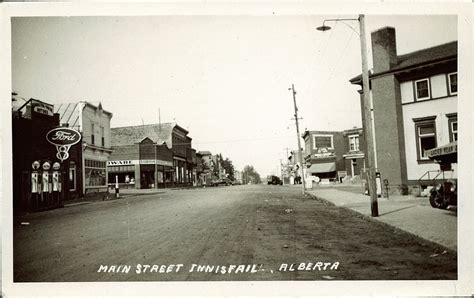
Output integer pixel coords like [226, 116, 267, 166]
[46, 127, 81, 146]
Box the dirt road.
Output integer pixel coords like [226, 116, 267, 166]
[13, 185, 456, 281]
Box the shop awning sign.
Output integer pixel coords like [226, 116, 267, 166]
[46, 127, 81, 162]
[425, 141, 457, 159]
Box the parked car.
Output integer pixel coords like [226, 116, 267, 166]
[211, 178, 233, 186]
[267, 175, 283, 185]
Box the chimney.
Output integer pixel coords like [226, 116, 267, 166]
[371, 27, 397, 73]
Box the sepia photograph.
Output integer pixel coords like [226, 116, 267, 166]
[1, 2, 473, 296]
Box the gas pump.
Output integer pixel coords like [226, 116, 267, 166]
[52, 162, 61, 206]
[31, 160, 41, 210]
[42, 161, 51, 207]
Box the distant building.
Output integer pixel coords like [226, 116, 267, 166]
[197, 151, 213, 186]
[350, 27, 457, 192]
[55, 102, 113, 195]
[109, 123, 193, 188]
[302, 128, 366, 183]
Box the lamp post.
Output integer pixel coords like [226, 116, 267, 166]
[317, 14, 378, 217]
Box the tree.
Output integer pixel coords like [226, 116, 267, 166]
[221, 157, 235, 180]
[242, 165, 261, 184]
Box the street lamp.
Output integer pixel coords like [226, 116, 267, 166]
[317, 14, 379, 217]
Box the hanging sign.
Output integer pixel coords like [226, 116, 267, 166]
[46, 127, 81, 162]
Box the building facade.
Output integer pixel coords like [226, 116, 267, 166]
[55, 102, 113, 195]
[350, 27, 457, 191]
[302, 128, 366, 183]
[12, 98, 82, 213]
[109, 123, 194, 188]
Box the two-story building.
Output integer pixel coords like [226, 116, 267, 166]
[109, 123, 193, 188]
[302, 130, 345, 182]
[350, 27, 457, 193]
[302, 128, 366, 183]
[55, 101, 113, 195]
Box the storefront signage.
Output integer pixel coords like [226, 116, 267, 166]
[107, 159, 173, 167]
[140, 159, 173, 167]
[107, 160, 137, 166]
[46, 127, 81, 162]
[32, 100, 54, 116]
[425, 142, 457, 158]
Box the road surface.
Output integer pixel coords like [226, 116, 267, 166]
[13, 185, 456, 281]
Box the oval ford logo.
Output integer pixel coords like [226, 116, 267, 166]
[46, 127, 81, 146]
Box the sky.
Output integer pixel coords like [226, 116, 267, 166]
[11, 15, 457, 176]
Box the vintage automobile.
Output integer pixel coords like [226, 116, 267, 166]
[211, 178, 233, 186]
[267, 175, 283, 185]
[425, 141, 457, 209]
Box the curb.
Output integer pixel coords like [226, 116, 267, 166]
[305, 191, 456, 253]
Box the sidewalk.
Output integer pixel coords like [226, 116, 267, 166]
[306, 186, 457, 251]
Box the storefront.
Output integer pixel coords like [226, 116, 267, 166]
[107, 159, 174, 189]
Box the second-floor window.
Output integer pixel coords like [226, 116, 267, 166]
[348, 135, 360, 151]
[91, 123, 95, 145]
[448, 72, 457, 95]
[415, 78, 430, 101]
[101, 126, 105, 147]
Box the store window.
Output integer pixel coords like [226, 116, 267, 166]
[348, 135, 360, 151]
[448, 72, 457, 95]
[415, 78, 430, 101]
[313, 135, 333, 149]
[85, 159, 106, 186]
[414, 117, 437, 162]
[69, 161, 76, 191]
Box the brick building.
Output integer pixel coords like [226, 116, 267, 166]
[109, 123, 194, 188]
[12, 98, 82, 213]
[302, 128, 366, 183]
[350, 27, 457, 192]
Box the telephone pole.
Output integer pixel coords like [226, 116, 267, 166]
[289, 84, 306, 193]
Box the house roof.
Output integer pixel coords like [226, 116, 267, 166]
[54, 101, 113, 130]
[350, 41, 457, 84]
[111, 123, 176, 148]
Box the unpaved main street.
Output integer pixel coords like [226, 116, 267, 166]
[14, 185, 456, 281]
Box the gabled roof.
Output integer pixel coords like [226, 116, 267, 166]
[111, 123, 176, 148]
[350, 41, 457, 84]
[54, 101, 112, 130]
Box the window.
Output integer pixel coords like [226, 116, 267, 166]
[447, 114, 458, 142]
[84, 159, 106, 186]
[101, 126, 105, 147]
[313, 135, 333, 149]
[448, 72, 457, 95]
[69, 161, 76, 191]
[348, 135, 360, 151]
[415, 78, 430, 101]
[414, 117, 437, 162]
[91, 123, 95, 145]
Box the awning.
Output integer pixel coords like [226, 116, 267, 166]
[307, 162, 336, 174]
[425, 141, 457, 163]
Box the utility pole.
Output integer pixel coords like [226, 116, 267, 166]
[359, 14, 378, 217]
[289, 84, 306, 193]
[279, 159, 284, 185]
